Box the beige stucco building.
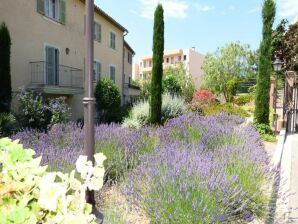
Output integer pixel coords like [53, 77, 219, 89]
[0, 0, 139, 120]
[133, 48, 205, 88]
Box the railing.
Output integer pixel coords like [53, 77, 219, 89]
[124, 83, 141, 90]
[30, 61, 83, 89]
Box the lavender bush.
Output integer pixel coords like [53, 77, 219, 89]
[125, 113, 271, 223]
[12, 113, 272, 223]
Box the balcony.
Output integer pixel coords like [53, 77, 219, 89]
[29, 61, 84, 95]
[124, 83, 141, 97]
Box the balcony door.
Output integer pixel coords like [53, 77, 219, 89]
[45, 46, 59, 85]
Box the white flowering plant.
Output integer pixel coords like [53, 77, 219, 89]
[0, 138, 106, 224]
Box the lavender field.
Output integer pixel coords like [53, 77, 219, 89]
[13, 113, 273, 223]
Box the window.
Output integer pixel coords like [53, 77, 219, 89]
[166, 58, 169, 63]
[149, 61, 152, 67]
[109, 32, 116, 49]
[109, 65, 116, 83]
[45, 46, 59, 85]
[184, 55, 187, 61]
[128, 52, 132, 64]
[94, 22, 101, 42]
[37, 0, 66, 24]
[140, 62, 142, 67]
[144, 61, 147, 68]
[178, 56, 181, 61]
[171, 57, 174, 64]
[93, 61, 101, 82]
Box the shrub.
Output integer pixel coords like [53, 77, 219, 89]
[122, 93, 186, 128]
[17, 91, 50, 130]
[47, 97, 71, 124]
[95, 78, 121, 123]
[233, 94, 254, 106]
[125, 113, 271, 223]
[192, 89, 216, 104]
[253, 122, 276, 142]
[0, 113, 18, 136]
[203, 103, 249, 117]
[0, 22, 12, 113]
[0, 138, 106, 224]
[162, 73, 182, 95]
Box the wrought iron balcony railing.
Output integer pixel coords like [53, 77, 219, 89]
[30, 61, 83, 89]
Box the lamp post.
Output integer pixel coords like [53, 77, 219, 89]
[84, 0, 96, 206]
[272, 57, 283, 132]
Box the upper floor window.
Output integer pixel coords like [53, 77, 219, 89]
[166, 58, 169, 63]
[109, 65, 116, 83]
[144, 61, 147, 68]
[110, 32, 116, 49]
[184, 55, 187, 61]
[128, 52, 132, 64]
[94, 22, 101, 42]
[93, 61, 101, 82]
[178, 56, 181, 61]
[37, 0, 66, 24]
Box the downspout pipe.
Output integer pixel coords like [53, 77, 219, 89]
[122, 31, 128, 104]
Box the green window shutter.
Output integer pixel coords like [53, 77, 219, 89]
[37, 0, 45, 14]
[98, 24, 101, 42]
[97, 63, 101, 80]
[110, 66, 115, 83]
[60, 0, 66, 24]
[94, 23, 101, 42]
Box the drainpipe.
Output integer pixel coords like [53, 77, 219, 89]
[122, 31, 128, 104]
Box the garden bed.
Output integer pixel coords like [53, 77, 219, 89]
[13, 113, 275, 223]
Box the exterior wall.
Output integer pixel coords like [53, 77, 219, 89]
[134, 48, 204, 89]
[188, 49, 205, 88]
[0, 0, 126, 120]
[123, 45, 140, 104]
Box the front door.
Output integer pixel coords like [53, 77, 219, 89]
[45, 46, 59, 85]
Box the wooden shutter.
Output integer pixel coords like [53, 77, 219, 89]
[110, 66, 115, 83]
[46, 46, 55, 85]
[37, 0, 45, 14]
[60, 0, 66, 24]
[97, 24, 101, 42]
[94, 23, 101, 42]
[97, 63, 101, 80]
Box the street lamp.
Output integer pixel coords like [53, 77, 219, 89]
[272, 57, 283, 133]
[273, 58, 283, 72]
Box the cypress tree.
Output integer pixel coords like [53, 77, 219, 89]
[254, 0, 276, 124]
[0, 22, 12, 113]
[149, 4, 164, 124]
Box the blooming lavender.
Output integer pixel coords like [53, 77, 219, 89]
[12, 113, 272, 223]
[125, 113, 271, 223]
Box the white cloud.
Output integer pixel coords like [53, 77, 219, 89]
[194, 3, 215, 12]
[140, 0, 189, 19]
[277, 0, 298, 23]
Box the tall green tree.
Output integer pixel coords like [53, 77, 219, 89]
[254, 0, 276, 125]
[149, 4, 164, 124]
[272, 19, 298, 71]
[202, 42, 254, 102]
[0, 22, 12, 113]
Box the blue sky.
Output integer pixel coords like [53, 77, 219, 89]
[95, 0, 298, 61]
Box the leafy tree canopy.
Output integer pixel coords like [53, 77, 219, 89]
[272, 19, 298, 71]
[202, 42, 255, 102]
